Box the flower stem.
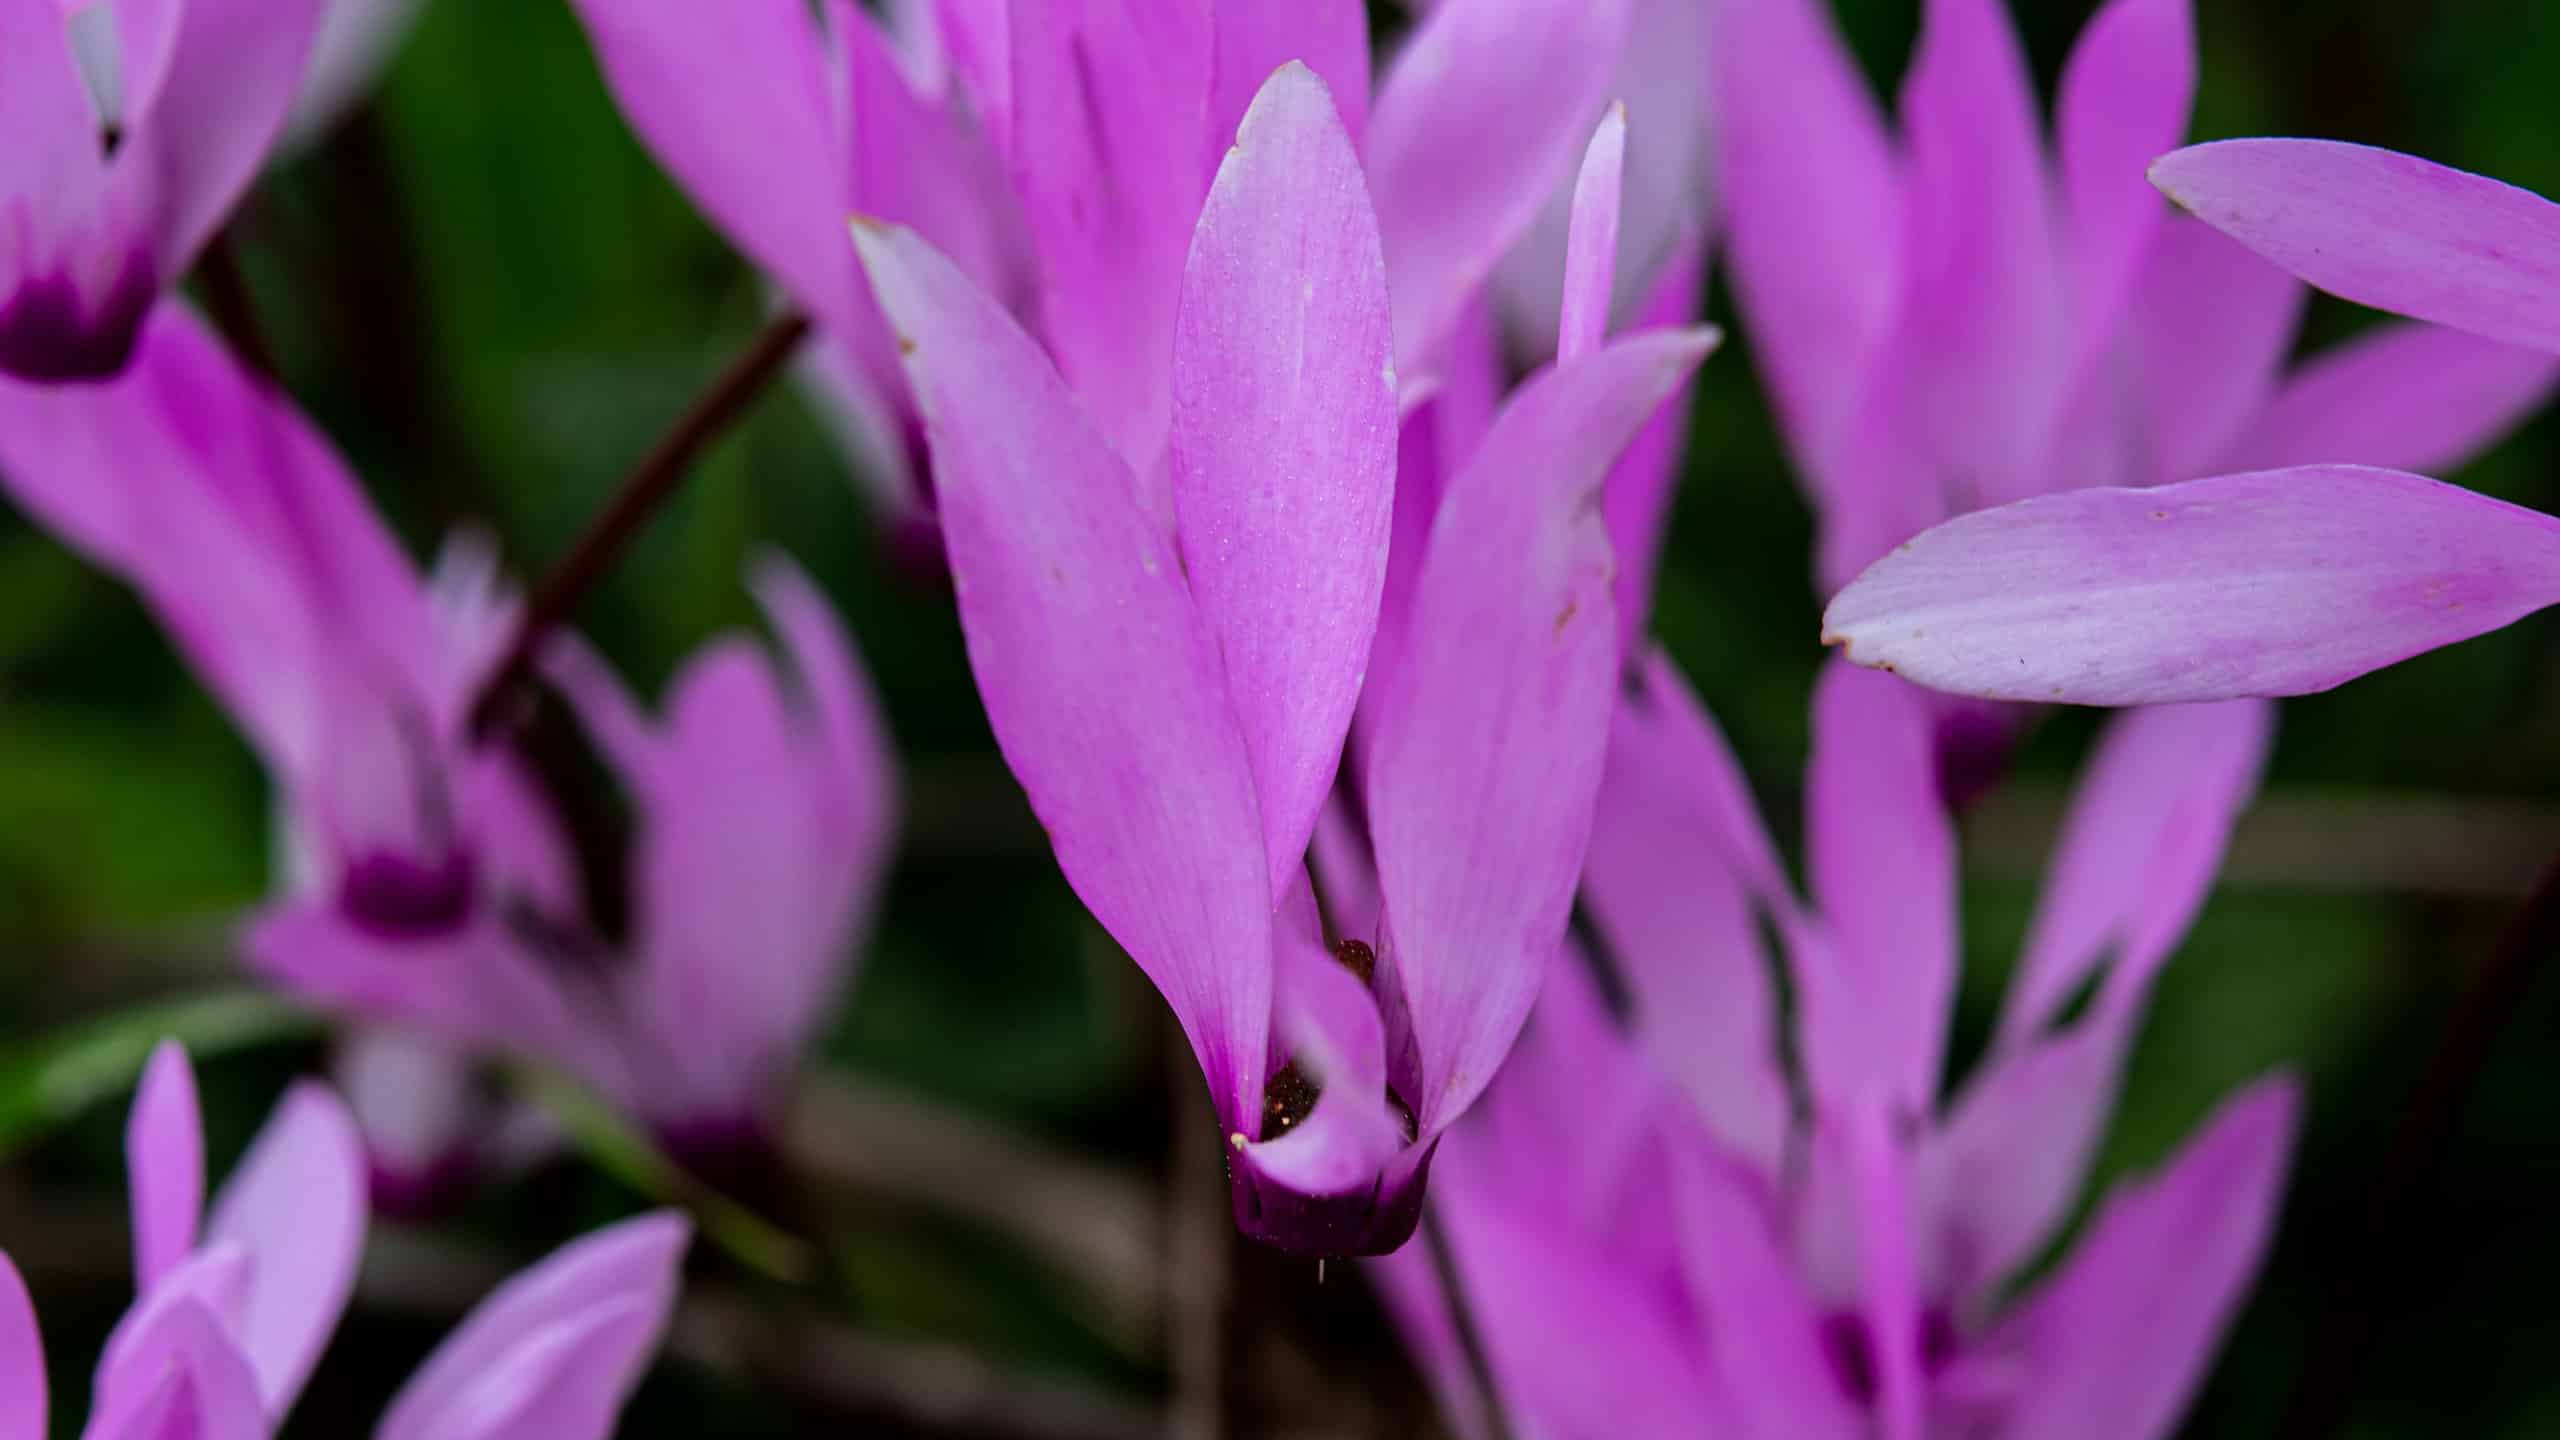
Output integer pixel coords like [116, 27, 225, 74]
[2281, 845, 2560, 1439]
[467, 310, 812, 742]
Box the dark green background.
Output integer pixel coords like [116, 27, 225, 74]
[6, 0, 2559, 1434]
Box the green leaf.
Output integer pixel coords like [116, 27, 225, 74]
[0, 990, 315, 1156]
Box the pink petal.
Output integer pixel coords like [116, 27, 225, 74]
[1802, 661, 1956, 1114]
[281, 0, 427, 148]
[1671, 1140, 1865, 1440]
[1582, 652, 1794, 1174]
[126, 0, 325, 276]
[125, 1040, 204, 1292]
[2125, 214, 2305, 485]
[1555, 103, 1626, 366]
[1005, 0, 1213, 487]
[201, 1081, 365, 1414]
[2053, 0, 2194, 355]
[1239, 924, 1401, 1199]
[2151, 139, 2560, 354]
[1364, 0, 1631, 376]
[86, 1295, 266, 1440]
[1713, 0, 1899, 473]
[1601, 237, 1705, 651]
[748, 552, 900, 860]
[0, 1253, 43, 1440]
[379, 1213, 689, 1440]
[0, 0, 102, 207]
[1823, 465, 2560, 705]
[854, 217, 1272, 1121]
[2221, 321, 2560, 476]
[929, 0, 1008, 140]
[1368, 327, 1717, 1136]
[1838, 1106, 1925, 1440]
[563, 0, 857, 328]
[1997, 1076, 2301, 1440]
[1171, 62, 1394, 904]
[838, 0, 1026, 315]
[84, 0, 184, 133]
[1208, 0, 1368, 151]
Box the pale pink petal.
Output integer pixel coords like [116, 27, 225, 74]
[0, 1253, 43, 1440]
[1208, 0, 1367, 151]
[1365, 0, 1631, 375]
[1556, 104, 1626, 365]
[2125, 215, 2305, 485]
[1803, 661, 1956, 1113]
[281, 0, 427, 148]
[201, 1081, 365, 1413]
[564, 0, 856, 328]
[127, 0, 325, 275]
[2151, 139, 2560, 353]
[1713, 0, 1899, 471]
[85, 1296, 266, 1440]
[854, 218, 1272, 1121]
[1823, 466, 2560, 705]
[2221, 321, 2560, 476]
[75, 0, 183, 133]
[125, 1040, 204, 1292]
[379, 1213, 689, 1440]
[0, 0, 101, 205]
[1170, 61, 1395, 903]
[1368, 327, 1717, 1135]
[2054, 0, 2194, 354]
[748, 551, 900, 856]
[1997, 1077, 2301, 1440]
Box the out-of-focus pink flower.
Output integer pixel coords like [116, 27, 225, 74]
[855, 63, 1712, 1255]
[0, 1040, 687, 1438]
[0, 0, 324, 380]
[280, 0, 428, 150]
[0, 306, 900, 1179]
[1376, 656, 2300, 1440]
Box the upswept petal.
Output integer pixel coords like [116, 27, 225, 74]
[84, 0, 184, 135]
[378, 1213, 689, 1440]
[748, 552, 899, 855]
[1803, 661, 1956, 1114]
[1712, 0, 1899, 475]
[126, 1040, 205, 1292]
[84, 1295, 265, 1440]
[2151, 139, 2560, 354]
[1364, 0, 1632, 376]
[125, 0, 325, 276]
[1369, 327, 1716, 1136]
[564, 0, 856, 327]
[2054, 0, 2195, 355]
[854, 219, 1272, 1120]
[1583, 653, 1794, 1174]
[199, 1081, 365, 1414]
[1005, 0, 1212, 487]
[1239, 920, 1401, 1199]
[929, 0, 1009, 139]
[2124, 215, 2305, 486]
[1556, 104, 1626, 366]
[2220, 321, 2560, 476]
[1601, 241, 1706, 650]
[1995, 1077, 2301, 1440]
[1671, 1139, 1865, 1440]
[0, 0, 103, 206]
[281, 0, 428, 148]
[1171, 62, 1396, 904]
[838, 0, 1024, 311]
[1207, 0, 1368, 153]
[0, 1253, 43, 1440]
[1823, 466, 2560, 705]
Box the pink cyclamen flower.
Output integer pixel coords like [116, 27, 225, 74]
[1375, 655, 2300, 1440]
[854, 63, 1712, 1254]
[0, 0, 323, 380]
[1718, 0, 2556, 601]
[0, 1041, 687, 1438]
[0, 306, 900, 1180]
[1825, 142, 2560, 706]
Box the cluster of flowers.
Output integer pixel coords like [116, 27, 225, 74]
[6, 0, 2558, 1432]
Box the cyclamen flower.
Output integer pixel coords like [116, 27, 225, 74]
[0, 1041, 686, 1438]
[1825, 144, 2560, 706]
[1717, 0, 2556, 602]
[0, 306, 899, 1181]
[856, 65, 1711, 1254]
[0, 0, 323, 380]
[1376, 657, 2299, 1440]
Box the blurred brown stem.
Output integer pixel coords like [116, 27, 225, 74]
[1168, 1032, 1227, 1439]
[2280, 844, 2560, 1439]
[198, 227, 282, 386]
[466, 310, 812, 743]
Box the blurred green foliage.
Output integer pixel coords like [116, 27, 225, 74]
[7, 0, 2560, 1435]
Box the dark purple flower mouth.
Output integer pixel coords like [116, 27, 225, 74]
[1226, 1134, 1437, 1259]
[0, 252, 157, 382]
[339, 849, 478, 941]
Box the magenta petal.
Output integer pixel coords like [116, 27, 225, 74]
[1672, 1141, 1865, 1440]
[1600, 239, 1705, 650]
[2053, 0, 2194, 352]
[1803, 661, 1956, 1114]
[0, 1253, 43, 1440]
[1997, 1077, 2301, 1440]
[1365, 0, 1631, 376]
[200, 1081, 365, 1414]
[1368, 327, 1717, 1137]
[125, 1040, 205, 1292]
[1171, 61, 1395, 903]
[1231, 939, 1408, 1255]
[2151, 139, 2560, 354]
[0, 0, 99, 204]
[564, 0, 856, 329]
[1555, 104, 1626, 366]
[87, 1295, 266, 1440]
[854, 218, 1272, 1121]
[1824, 466, 2560, 705]
[127, 0, 324, 277]
[2222, 321, 2560, 476]
[1208, 0, 1368, 151]
[378, 1213, 689, 1440]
